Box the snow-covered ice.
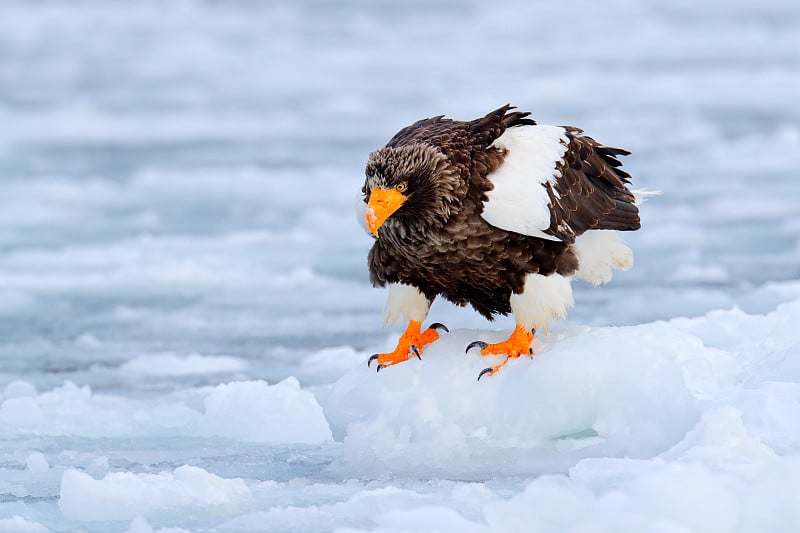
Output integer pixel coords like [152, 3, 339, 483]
[0, 378, 331, 444]
[325, 326, 703, 478]
[59, 466, 252, 522]
[119, 353, 248, 377]
[1, 0, 800, 531]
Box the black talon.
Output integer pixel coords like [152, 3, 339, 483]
[428, 322, 449, 333]
[368, 354, 379, 368]
[529, 348, 533, 356]
[410, 345, 421, 360]
[477, 367, 493, 381]
[376, 363, 386, 372]
[466, 340, 488, 354]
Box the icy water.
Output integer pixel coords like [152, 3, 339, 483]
[1, 1, 800, 531]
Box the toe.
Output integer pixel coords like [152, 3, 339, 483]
[466, 340, 488, 353]
[410, 345, 421, 360]
[477, 367, 494, 381]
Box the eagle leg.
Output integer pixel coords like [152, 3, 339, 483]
[368, 320, 443, 372]
[468, 324, 535, 379]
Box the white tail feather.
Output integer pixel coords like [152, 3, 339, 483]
[632, 188, 662, 205]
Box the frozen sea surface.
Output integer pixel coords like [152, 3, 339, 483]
[1, 0, 799, 531]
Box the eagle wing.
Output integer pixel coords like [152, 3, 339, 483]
[480, 124, 640, 243]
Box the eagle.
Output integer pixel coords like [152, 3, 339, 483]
[358, 105, 642, 380]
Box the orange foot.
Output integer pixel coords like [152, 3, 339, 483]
[368, 320, 448, 372]
[466, 324, 535, 381]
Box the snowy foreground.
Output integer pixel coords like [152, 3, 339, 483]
[3, 299, 800, 532]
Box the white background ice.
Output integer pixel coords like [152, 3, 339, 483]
[1, 0, 799, 531]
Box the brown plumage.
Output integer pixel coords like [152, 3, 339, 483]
[360, 104, 640, 321]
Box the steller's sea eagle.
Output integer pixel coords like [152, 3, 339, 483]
[358, 105, 643, 380]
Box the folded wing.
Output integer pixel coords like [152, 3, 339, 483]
[480, 125, 640, 243]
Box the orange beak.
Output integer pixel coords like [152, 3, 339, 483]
[365, 187, 407, 237]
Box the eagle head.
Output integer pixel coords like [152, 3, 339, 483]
[361, 144, 462, 238]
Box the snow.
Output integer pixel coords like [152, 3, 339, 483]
[2, 0, 800, 531]
[125, 517, 191, 533]
[200, 378, 332, 444]
[120, 353, 248, 377]
[25, 453, 49, 473]
[324, 326, 702, 478]
[0, 378, 330, 444]
[59, 466, 252, 522]
[0, 516, 49, 533]
[7, 308, 795, 531]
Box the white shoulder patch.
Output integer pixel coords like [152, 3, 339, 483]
[481, 125, 569, 241]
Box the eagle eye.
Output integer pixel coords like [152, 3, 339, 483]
[395, 182, 408, 193]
